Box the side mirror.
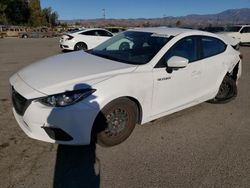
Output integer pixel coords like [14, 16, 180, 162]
[167, 56, 189, 68]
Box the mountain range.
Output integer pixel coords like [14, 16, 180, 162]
[61, 8, 250, 27]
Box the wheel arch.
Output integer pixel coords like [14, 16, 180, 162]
[90, 96, 143, 144]
[125, 96, 143, 124]
[228, 62, 240, 81]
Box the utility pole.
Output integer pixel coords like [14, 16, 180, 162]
[102, 8, 106, 19]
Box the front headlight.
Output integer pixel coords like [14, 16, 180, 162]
[38, 89, 96, 107]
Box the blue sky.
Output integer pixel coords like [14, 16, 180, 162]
[40, 0, 250, 20]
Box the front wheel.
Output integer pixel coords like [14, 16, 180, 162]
[208, 75, 237, 104]
[92, 98, 138, 147]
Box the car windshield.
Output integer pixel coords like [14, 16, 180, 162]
[226, 26, 242, 32]
[88, 31, 172, 65]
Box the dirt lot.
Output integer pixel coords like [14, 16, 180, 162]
[0, 38, 250, 188]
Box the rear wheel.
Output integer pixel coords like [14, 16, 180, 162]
[74, 42, 87, 51]
[22, 34, 28, 38]
[208, 75, 237, 104]
[92, 98, 138, 147]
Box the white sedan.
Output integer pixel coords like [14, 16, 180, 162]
[220, 25, 250, 44]
[10, 27, 242, 147]
[60, 28, 113, 51]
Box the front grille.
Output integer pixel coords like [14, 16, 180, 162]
[12, 87, 30, 116]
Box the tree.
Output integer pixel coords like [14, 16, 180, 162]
[41, 7, 58, 27]
[176, 20, 181, 27]
[29, 0, 43, 26]
[0, 0, 58, 26]
[50, 12, 58, 26]
[42, 7, 52, 26]
[4, 0, 30, 25]
[0, 2, 7, 24]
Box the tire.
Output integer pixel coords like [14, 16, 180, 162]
[119, 42, 130, 50]
[92, 98, 138, 147]
[22, 34, 28, 38]
[208, 75, 237, 104]
[74, 42, 87, 51]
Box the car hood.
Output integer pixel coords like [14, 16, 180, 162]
[16, 51, 137, 95]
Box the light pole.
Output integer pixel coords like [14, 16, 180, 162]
[102, 9, 106, 20]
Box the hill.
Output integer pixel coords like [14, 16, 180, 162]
[61, 8, 250, 27]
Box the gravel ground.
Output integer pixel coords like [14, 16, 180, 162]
[0, 38, 250, 188]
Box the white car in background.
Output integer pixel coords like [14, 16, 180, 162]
[10, 27, 242, 147]
[220, 25, 250, 44]
[60, 28, 113, 51]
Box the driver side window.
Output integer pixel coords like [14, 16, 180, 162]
[156, 36, 198, 68]
[240, 27, 250, 33]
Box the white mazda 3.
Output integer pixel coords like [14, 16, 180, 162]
[10, 27, 242, 146]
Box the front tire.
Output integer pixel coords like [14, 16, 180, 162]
[208, 75, 237, 104]
[92, 98, 138, 147]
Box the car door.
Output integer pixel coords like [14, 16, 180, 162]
[239, 26, 250, 43]
[198, 36, 228, 97]
[152, 36, 203, 116]
[79, 30, 100, 49]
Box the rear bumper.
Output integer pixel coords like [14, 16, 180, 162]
[59, 39, 75, 51]
[60, 44, 70, 49]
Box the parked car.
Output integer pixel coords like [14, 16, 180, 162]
[10, 27, 242, 147]
[201, 26, 225, 33]
[5, 26, 26, 37]
[19, 27, 57, 38]
[0, 25, 7, 38]
[60, 28, 113, 51]
[220, 25, 250, 44]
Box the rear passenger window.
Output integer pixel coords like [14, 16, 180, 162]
[97, 30, 113, 37]
[201, 37, 226, 58]
[81, 30, 98, 36]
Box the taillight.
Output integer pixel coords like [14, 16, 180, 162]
[66, 35, 73, 41]
[239, 54, 243, 60]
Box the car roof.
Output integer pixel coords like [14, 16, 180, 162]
[128, 27, 234, 45]
[129, 27, 195, 36]
[72, 28, 111, 34]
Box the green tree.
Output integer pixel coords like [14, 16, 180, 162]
[4, 0, 30, 25]
[50, 11, 58, 26]
[42, 7, 58, 26]
[29, 0, 43, 26]
[42, 7, 51, 26]
[0, 2, 7, 24]
[0, 0, 58, 26]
